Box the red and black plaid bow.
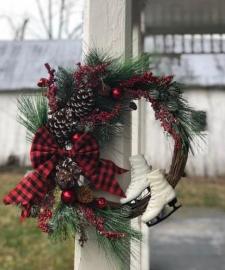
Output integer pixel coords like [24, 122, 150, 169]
[3, 127, 127, 218]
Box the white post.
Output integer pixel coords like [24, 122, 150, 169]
[74, 1, 133, 270]
[131, 2, 150, 270]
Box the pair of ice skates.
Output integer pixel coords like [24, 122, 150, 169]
[121, 155, 181, 226]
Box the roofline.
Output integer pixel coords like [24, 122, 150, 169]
[184, 85, 225, 90]
[0, 39, 81, 43]
[0, 88, 41, 94]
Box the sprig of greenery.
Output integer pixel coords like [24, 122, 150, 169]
[152, 82, 206, 152]
[49, 202, 80, 241]
[55, 66, 75, 106]
[94, 207, 141, 269]
[17, 94, 48, 141]
[85, 48, 151, 87]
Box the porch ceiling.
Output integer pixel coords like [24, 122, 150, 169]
[144, 0, 225, 35]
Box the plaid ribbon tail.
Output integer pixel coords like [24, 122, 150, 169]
[83, 159, 128, 198]
[3, 161, 54, 219]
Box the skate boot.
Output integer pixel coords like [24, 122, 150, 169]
[141, 169, 181, 227]
[120, 155, 151, 205]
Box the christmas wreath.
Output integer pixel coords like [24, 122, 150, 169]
[3, 50, 204, 268]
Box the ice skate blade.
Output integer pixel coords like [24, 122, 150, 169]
[122, 186, 151, 207]
[146, 199, 182, 227]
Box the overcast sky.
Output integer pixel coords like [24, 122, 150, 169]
[0, 0, 84, 40]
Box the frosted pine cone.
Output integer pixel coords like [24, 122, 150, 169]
[48, 106, 80, 145]
[68, 88, 95, 117]
[55, 158, 81, 190]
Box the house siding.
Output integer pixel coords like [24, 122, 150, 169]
[0, 92, 30, 166]
[144, 88, 225, 177]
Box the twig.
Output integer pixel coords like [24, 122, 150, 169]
[35, 0, 49, 38]
[48, 0, 53, 39]
[58, 0, 65, 39]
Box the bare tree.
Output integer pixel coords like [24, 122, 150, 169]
[19, 18, 30, 40]
[0, 15, 29, 40]
[35, 0, 82, 40]
[0, 0, 82, 40]
[58, 0, 65, 39]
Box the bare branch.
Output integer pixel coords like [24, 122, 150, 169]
[0, 15, 29, 40]
[19, 18, 29, 40]
[58, 0, 65, 39]
[48, 0, 53, 39]
[1, 0, 82, 40]
[35, 0, 49, 37]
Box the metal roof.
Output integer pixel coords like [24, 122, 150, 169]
[145, 0, 225, 35]
[0, 40, 81, 90]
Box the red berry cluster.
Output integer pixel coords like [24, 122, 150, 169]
[151, 100, 181, 148]
[125, 87, 182, 148]
[38, 208, 52, 233]
[120, 72, 173, 89]
[81, 104, 121, 124]
[119, 72, 181, 148]
[125, 89, 149, 100]
[44, 63, 58, 112]
[74, 63, 108, 90]
[80, 205, 126, 240]
[37, 63, 58, 112]
[99, 231, 126, 239]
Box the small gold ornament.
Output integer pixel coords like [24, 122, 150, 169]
[77, 186, 94, 204]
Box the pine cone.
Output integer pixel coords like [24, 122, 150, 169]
[56, 158, 81, 190]
[77, 186, 94, 204]
[48, 106, 80, 145]
[47, 88, 95, 144]
[68, 88, 95, 117]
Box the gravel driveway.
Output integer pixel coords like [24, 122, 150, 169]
[150, 207, 225, 270]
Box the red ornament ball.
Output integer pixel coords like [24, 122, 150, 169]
[61, 190, 75, 204]
[111, 88, 122, 100]
[95, 197, 107, 209]
[37, 78, 48, 87]
[72, 133, 81, 142]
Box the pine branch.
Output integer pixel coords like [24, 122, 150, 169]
[94, 207, 141, 269]
[85, 49, 151, 87]
[17, 94, 48, 141]
[105, 53, 151, 86]
[84, 49, 113, 66]
[55, 66, 75, 105]
[49, 202, 80, 241]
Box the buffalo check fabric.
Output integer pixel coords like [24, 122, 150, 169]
[3, 127, 127, 218]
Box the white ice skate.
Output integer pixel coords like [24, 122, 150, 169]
[120, 155, 151, 205]
[141, 169, 181, 226]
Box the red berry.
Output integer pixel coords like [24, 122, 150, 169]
[37, 78, 48, 87]
[72, 133, 81, 142]
[95, 197, 107, 209]
[61, 190, 75, 204]
[111, 88, 122, 100]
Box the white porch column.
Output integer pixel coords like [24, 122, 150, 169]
[74, 1, 133, 270]
[131, 2, 150, 270]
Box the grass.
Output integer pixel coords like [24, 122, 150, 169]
[177, 177, 225, 210]
[0, 168, 74, 270]
[0, 169, 225, 269]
